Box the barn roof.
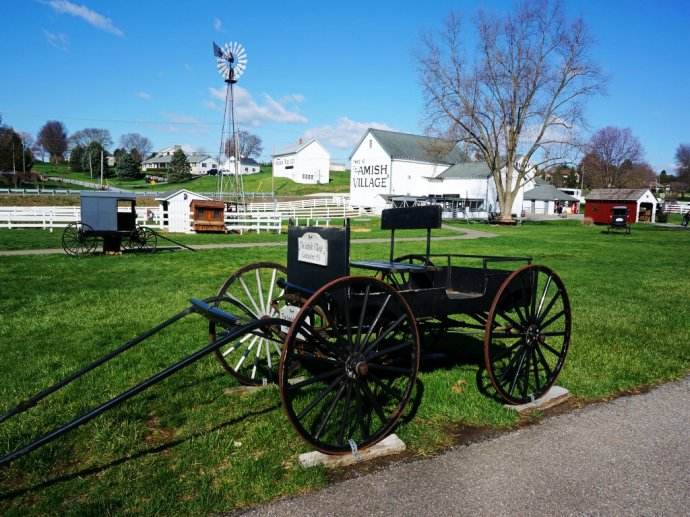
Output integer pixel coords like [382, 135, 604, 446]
[355, 129, 468, 164]
[585, 188, 651, 201]
[524, 181, 578, 202]
[155, 189, 211, 201]
[273, 139, 316, 157]
[437, 162, 491, 179]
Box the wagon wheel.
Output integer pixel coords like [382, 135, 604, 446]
[62, 222, 99, 257]
[279, 276, 420, 454]
[377, 254, 434, 290]
[123, 226, 157, 252]
[210, 262, 297, 385]
[484, 265, 571, 405]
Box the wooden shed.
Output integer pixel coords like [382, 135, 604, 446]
[190, 199, 226, 233]
[584, 188, 658, 224]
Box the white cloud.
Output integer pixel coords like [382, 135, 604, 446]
[44, 0, 124, 37]
[159, 113, 211, 135]
[302, 117, 394, 149]
[208, 86, 308, 126]
[137, 91, 152, 101]
[43, 30, 68, 51]
[213, 17, 223, 32]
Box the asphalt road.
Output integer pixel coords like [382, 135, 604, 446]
[241, 377, 690, 516]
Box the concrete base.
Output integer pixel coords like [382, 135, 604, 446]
[299, 434, 406, 469]
[504, 386, 571, 413]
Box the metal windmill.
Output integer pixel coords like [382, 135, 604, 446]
[213, 41, 248, 203]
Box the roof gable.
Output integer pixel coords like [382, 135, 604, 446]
[438, 162, 491, 179]
[273, 139, 317, 157]
[524, 182, 578, 201]
[155, 189, 211, 201]
[353, 129, 468, 164]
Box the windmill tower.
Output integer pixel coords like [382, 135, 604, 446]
[213, 41, 247, 203]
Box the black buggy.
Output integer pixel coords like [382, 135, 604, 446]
[62, 191, 157, 256]
[1, 206, 571, 465]
[607, 206, 631, 234]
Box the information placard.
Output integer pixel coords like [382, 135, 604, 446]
[297, 232, 328, 266]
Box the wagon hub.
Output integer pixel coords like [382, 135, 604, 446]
[345, 353, 368, 379]
[525, 323, 541, 346]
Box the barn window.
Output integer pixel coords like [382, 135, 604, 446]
[286, 165, 294, 170]
[369, 139, 372, 149]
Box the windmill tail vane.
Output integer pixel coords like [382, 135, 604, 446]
[212, 41, 223, 58]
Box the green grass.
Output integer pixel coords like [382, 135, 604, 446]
[0, 221, 688, 514]
[0, 218, 458, 251]
[34, 163, 351, 196]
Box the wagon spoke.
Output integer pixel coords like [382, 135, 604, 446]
[235, 335, 259, 371]
[536, 275, 553, 319]
[266, 268, 277, 313]
[255, 269, 265, 315]
[532, 349, 541, 391]
[529, 269, 539, 319]
[369, 372, 402, 400]
[520, 350, 531, 400]
[536, 290, 561, 325]
[355, 285, 371, 350]
[540, 341, 562, 357]
[287, 368, 343, 392]
[508, 349, 528, 396]
[295, 374, 346, 420]
[540, 310, 565, 331]
[366, 340, 413, 362]
[314, 381, 347, 440]
[239, 277, 262, 316]
[359, 294, 391, 353]
[360, 381, 387, 426]
[337, 381, 353, 446]
[367, 364, 411, 375]
[362, 314, 407, 356]
[250, 338, 263, 379]
[496, 311, 521, 331]
[535, 345, 552, 381]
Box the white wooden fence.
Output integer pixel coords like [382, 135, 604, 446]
[224, 212, 282, 234]
[663, 201, 690, 215]
[0, 206, 162, 231]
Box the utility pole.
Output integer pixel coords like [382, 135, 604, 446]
[100, 150, 104, 187]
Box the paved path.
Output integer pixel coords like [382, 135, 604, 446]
[0, 228, 496, 257]
[240, 377, 690, 517]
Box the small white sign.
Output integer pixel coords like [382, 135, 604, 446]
[298, 232, 328, 266]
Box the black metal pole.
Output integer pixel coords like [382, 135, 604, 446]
[0, 318, 280, 468]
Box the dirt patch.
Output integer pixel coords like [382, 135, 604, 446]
[144, 416, 176, 446]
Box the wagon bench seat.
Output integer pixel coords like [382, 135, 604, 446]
[349, 260, 436, 273]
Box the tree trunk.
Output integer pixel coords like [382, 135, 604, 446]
[498, 189, 516, 223]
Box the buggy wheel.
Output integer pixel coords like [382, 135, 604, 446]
[123, 226, 157, 252]
[279, 276, 420, 454]
[211, 262, 294, 385]
[62, 222, 98, 256]
[377, 254, 434, 290]
[484, 265, 571, 405]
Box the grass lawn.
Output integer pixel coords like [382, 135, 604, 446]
[33, 163, 351, 196]
[0, 218, 459, 251]
[0, 221, 688, 514]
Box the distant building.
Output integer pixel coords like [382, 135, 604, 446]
[222, 156, 261, 175]
[585, 188, 658, 223]
[155, 189, 212, 233]
[522, 179, 579, 215]
[143, 145, 218, 175]
[272, 139, 330, 184]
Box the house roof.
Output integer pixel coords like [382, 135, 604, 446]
[353, 129, 468, 164]
[143, 153, 213, 165]
[585, 188, 652, 202]
[524, 181, 578, 202]
[437, 162, 492, 179]
[273, 139, 315, 157]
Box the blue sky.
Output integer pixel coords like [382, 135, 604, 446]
[1, 0, 688, 170]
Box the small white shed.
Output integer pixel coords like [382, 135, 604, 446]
[156, 189, 212, 233]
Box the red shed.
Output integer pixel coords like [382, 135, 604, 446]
[584, 189, 658, 224]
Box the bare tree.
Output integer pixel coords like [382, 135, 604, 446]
[120, 133, 153, 159]
[674, 144, 690, 183]
[224, 130, 263, 160]
[69, 128, 113, 149]
[586, 127, 643, 188]
[419, 0, 604, 222]
[37, 120, 68, 163]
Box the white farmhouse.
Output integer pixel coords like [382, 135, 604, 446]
[349, 129, 525, 216]
[272, 139, 330, 184]
[143, 145, 219, 176]
[222, 156, 261, 175]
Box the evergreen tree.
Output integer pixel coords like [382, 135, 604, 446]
[69, 145, 84, 171]
[168, 148, 191, 182]
[116, 151, 142, 180]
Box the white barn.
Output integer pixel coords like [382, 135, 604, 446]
[272, 139, 330, 184]
[222, 156, 261, 175]
[349, 129, 525, 216]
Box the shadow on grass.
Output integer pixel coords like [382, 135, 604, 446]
[0, 403, 280, 501]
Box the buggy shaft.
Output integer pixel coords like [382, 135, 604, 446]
[0, 317, 279, 468]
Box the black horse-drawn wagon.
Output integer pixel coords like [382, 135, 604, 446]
[61, 191, 157, 256]
[1, 206, 571, 465]
[607, 206, 631, 234]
